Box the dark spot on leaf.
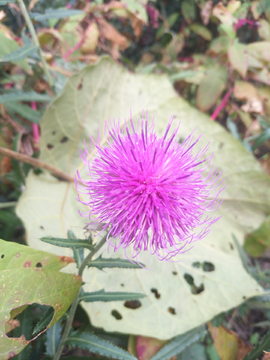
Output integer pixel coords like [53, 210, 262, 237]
[183, 273, 204, 295]
[40, 226, 44, 230]
[60, 136, 68, 143]
[1, 254, 5, 259]
[151, 288, 161, 299]
[192, 262, 201, 268]
[229, 243, 234, 250]
[243, 296, 246, 300]
[172, 271, 177, 275]
[219, 142, 224, 149]
[24, 261, 31, 267]
[202, 262, 215, 272]
[121, 283, 124, 287]
[124, 300, 142, 309]
[36, 262, 42, 268]
[47, 144, 53, 150]
[52, 131, 56, 135]
[168, 307, 176, 315]
[77, 79, 83, 90]
[111, 309, 122, 320]
[178, 137, 184, 144]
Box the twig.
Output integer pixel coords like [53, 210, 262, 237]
[0, 147, 74, 182]
[63, 24, 90, 60]
[211, 88, 233, 121]
[17, 0, 55, 94]
[53, 234, 108, 360]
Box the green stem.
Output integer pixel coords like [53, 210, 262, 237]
[17, 0, 55, 93]
[53, 234, 107, 360]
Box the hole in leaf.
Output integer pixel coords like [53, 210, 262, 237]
[168, 307, 176, 315]
[60, 136, 68, 143]
[36, 262, 42, 268]
[46, 144, 53, 150]
[6, 304, 53, 339]
[151, 288, 161, 299]
[124, 300, 142, 309]
[172, 271, 177, 275]
[202, 262, 215, 272]
[1, 254, 4, 259]
[111, 310, 122, 320]
[183, 273, 204, 295]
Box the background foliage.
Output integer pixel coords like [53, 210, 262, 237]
[1, 0, 270, 359]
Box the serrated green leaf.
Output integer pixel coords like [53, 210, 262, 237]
[33, 307, 54, 335]
[30, 9, 84, 21]
[0, 91, 51, 104]
[0, 30, 29, 71]
[149, 326, 206, 360]
[88, 255, 144, 270]
[5, 102, 42, 124]
[66, 332, 138, 360]
[242, 328, 270, 360]
[45, 321, 62, 357]
[79, 289, 145, 302]
[0, 44, 38, 62]
[40, 236, 93, 250]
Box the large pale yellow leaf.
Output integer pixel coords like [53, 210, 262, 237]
[17, 57, 270, 340]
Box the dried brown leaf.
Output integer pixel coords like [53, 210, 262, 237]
[130, 14, 143, 40]
[97, 18, 128, 50]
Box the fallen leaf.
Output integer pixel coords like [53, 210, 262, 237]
[97, 17, 128, 59]
[208, 323, 251, 360]
[136, 336, 168, 360]
[200, 1, 213, 25]
[241, 98, 263, 114]
[228, 40, 248, 78]
[81, 22, 99, 54]
[212, 2, 237, 25]
[263, 351, 270, 359]
[234, 81, 259, 101]
[130, 14, 143, 40]
[227, 0, 241, 14]
[258, 19, 270, 41]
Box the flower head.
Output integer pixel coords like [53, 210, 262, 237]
[75, 113, 224, 261]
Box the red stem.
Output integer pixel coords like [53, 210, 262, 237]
[211, 88, 233, 121]
[31, 102, 39, 150]
[63, 25, 90, 60]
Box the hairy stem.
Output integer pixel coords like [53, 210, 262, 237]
[17, 0, 55, 92]
[0, 147, 74, 182]
[53, 234, 107, 360]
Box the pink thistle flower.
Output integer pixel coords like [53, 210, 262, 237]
[75, 113, 224, 261]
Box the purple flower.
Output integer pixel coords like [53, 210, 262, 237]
[75, 113, 224, 261]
